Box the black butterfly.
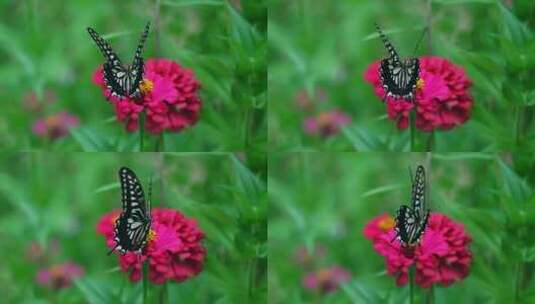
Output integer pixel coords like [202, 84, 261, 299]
[375, 23, 420, 102]
[108, 167, 152, 255]
[87, 22, 150, 100]
[394, 165, 430, 247]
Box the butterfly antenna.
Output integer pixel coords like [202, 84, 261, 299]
[411, 26, 429, 56]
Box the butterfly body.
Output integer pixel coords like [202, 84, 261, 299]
[87, 22, 150, 100]
[108, 167, 152, 255]
[394, 165, 429, 247]
[375, 23, 420, 102]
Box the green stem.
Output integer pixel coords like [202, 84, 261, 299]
[426, 284, 434, 304]
[425, 131, 435, 152]
[139, 112, 146, 152]
[247, 257, 257, 299]
[244, 107, 252, 149]
[514, 105, 522, 147]
[409, 265, 415, 304]
[154, 132, 164, 152]
[409, 109, 416, 151]
[143, 261, 149, 303]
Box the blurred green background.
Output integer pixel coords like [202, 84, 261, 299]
[269, 152, 535, 303]
[268, 0, 534, 151]
[0, 152, 267, 303]
[0, 0, 266, 152]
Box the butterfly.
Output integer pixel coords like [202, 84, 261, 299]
[87, 22, 151, 100]
[108, 167, 152, 255]
[374, 23, 420, 103]
[393, 165, 430, 247]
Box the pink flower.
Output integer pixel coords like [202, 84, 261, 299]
[294, 244, 327, 266]
[32, 111, 79, 140]
[36, 262, 84, 290]
[303, 109, 351, 137]
[364, 56, 473, 131]
[96, 207, 206, 284]
[92, 58, 202, 134]
[22, 90, 57, 113]
[302, 266, 350, 294]
[364, 212, 472, 288]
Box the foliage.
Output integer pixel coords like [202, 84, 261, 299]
[269, 152, 535, 303]
[0, 0, 266, 152]
[268, 0, 535, 152]
[0, 152, 267, 303]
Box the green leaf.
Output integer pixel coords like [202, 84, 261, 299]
[361, 183, 403, 198]
[232, 155, 264, 203]
[498, 159, 531, 204]
[162, 0, 224, 7]
[74, 277, 114, 304]
[69, 126, 112, 152]
[498, 2, 532, 47]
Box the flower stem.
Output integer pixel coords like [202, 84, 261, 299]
[143, 260, 149, 303]
[409, 109, 416, 151]
[247, 257, 256, 299]
[409, 265, 415, 304]
[139, 112, 145, 152]
[155, 132, 164, 152]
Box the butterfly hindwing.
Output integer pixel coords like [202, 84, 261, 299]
[109, 167, 151, 255]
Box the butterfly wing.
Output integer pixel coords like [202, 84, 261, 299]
[412, 165, 426, 221]
[109, 167, 151, 254]
[380, 58, 419, 100]
[127, 22, 151, 98]
[375, 23, 420, 101]
[87, 27, 129, 98]
[395, 205, 428, 246]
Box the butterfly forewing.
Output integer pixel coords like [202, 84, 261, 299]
[411, 165, 426, 221]
[109, 167, 151, 255]
[128, 22, 150, 98]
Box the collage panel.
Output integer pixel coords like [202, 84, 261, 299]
[269, 152, 535, 303]
[268, 1, 534, 152]
[0, 152, 266, 302]
[0, 1, 266, 152]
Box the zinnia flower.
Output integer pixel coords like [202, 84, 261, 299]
[302, 265, 350, 294]
[96, 207, 206, 284]
[364, 56, 473, 131]
[32, 111, 79, 140]
[303, 109, 351, 137]
[36, 262, 84, 290]
[92, 58, 202, 134]
[364, 212, 472, 288]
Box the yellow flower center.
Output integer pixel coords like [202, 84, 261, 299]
[139, 79, 154, 95]
[416, 78, 425, 91]
[378, 216, 395, 231]
[146, 229, 157, 243]
[316, 269, 333, 283]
